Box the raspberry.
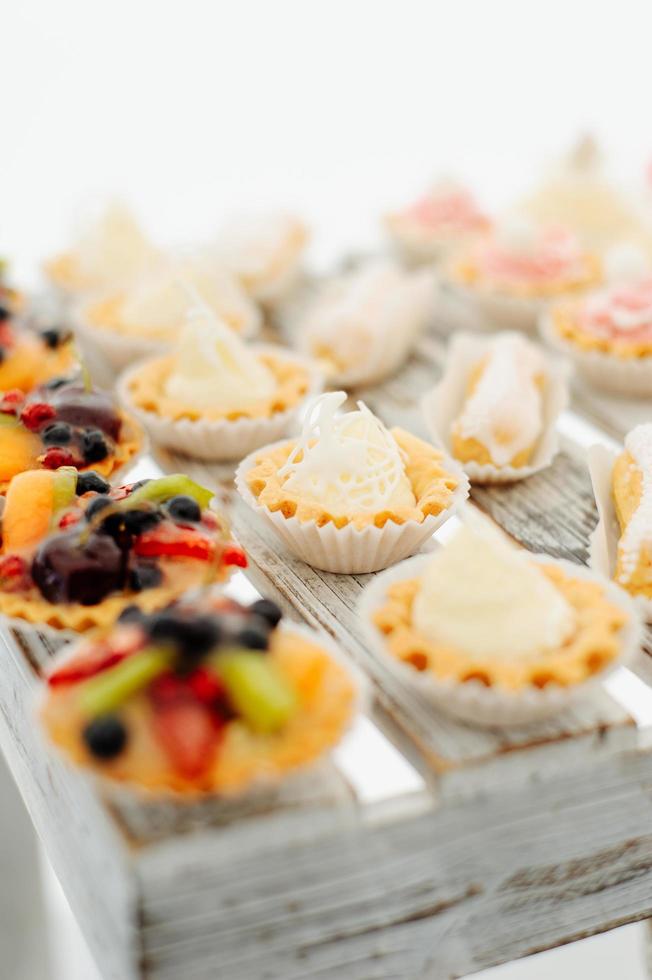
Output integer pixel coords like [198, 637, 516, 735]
[42, 447, 78, 470]
[188, 667, 227, 705]
[20, 402, 56, 431]
[222, 545, 247, 568]
[0, 554, 28, 590]
[150, 672, 189, 705]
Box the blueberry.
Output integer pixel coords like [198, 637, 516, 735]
[85, 495, 113, 522]
[235, 616, 271, 651]
[129, 561, 163, 592]
[249, 598, 283, 628]
[80, 428, 109, 463]
[40, 327, 71, 349]
[123, 508, 162, 535]
[148, 611, 221, 658]
[0, 306, 10, 322]
[166, 495, 201, 524]
[118, 604, 144, 624]
[82, 715, 128, 760]
[42, 421, 73, 446]
[76, 471, 111, 496]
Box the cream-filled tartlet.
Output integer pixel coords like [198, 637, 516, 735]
[360, 518, 639, 725]
[236, 391, 468, 573]
[44, 202, 161, 299]
[298, 260, 435, 386]
[119, 300, 322, 461]
[385, 178, 491, 265]
[213, 213, 308, 306]
[543, 273, 652, 397]
[423, 332, 568, 483]
[447, 216, 601, 332]
[74, 258, 261, 371]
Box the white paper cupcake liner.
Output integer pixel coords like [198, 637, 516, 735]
[443, 279, 548, 334]
[117, 346, 324, 462]
[358, 552, 642, 727]
[539, 310, 652, 398]
[588, 444, 652, 623]
[35, 621, 367, 840]
[235, 441, 469, 574]
[421, 332, 570, 484]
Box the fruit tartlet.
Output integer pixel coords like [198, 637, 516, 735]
[384, 178, 491, 265]
[44, 202, 161, 299]
[236, 391, 468, 573]
[0, 470, 246, 636]
[359, 518, 640, 726]
[0, 375, 143, 491]
[73, 259, 261, 371]
[297, 260, 436, 387]
[542, 275, 652, 397]
[0, 310, 77, 394]
[423, 332, 568, 484]
[118, 299, 322, 461]
[446, 216, 601, 333]
[589, 425, 652, 621]
[213, 213, 308, 307]
[39, 593, 360, 798]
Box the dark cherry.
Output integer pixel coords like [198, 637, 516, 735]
[44, 384, 122, 440]
[31, 531, 124, 605]
[76, 471, 111, 495]
[249, 598, 283, 628]
[85, 496, 113, 522]
[42, 421, 73, 446]
[129, 562, 163, 592]
[82, 715, 127, 760]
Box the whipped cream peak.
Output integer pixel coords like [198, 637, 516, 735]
[617, 424, 652, 585]
[278, 391, 407, 514]
[563, 134, 602, 177]
[412, 519, 576, 661]
[215, 212, 305, 276]
[163, 299, 275, 410]
[74, 202, 158, 288]
[604, 242, 651, 284]
[456, 333, 545, 467]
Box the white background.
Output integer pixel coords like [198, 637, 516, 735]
[3, 1, 652, 977]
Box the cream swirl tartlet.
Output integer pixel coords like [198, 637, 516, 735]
[118, 300, 322, 461]
[447, 216, 601, 332]
[236, 391, 468, 573]
[360, 518, 640, 725]
[385, 178, 491, 264]
[298, 260, 436, 386]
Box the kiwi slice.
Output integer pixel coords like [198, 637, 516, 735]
[78, 646, 171, 717]
[52, 467, 78, 515]
[0, 412, 19, 427]
[127, 474, 213, 511]
[215, 651, 297, 734]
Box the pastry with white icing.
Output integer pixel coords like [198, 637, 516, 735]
[299, 260, 435, 386]
[213, 213, 308, 306]
[118, 299, 322, 462]
[613, 424, 652, 599]
[362, 517, 638, 724]
[384, 178, 491, 264]
[236, 391, 467, 573]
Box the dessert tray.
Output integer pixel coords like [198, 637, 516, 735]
[2, 321, 652, 980]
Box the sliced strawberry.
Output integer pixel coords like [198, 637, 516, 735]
[48, 648, 128, 687]
[133, 522, 216, 561]
[222, 545, 247, 568]
[151, 699, 223, 778]
[187, 666, 227, 705]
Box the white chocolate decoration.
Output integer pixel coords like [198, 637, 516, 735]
[455, 333, 545, 467]
[74, 202, 159, 289]
[163, 296, 275, 411]
[302, 260, 434, 373]
[278, 391, 415, 516]
[412, 519, 576, 660]
[616, 424, 652, 585]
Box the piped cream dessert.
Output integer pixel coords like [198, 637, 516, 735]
[613, 424, 652, 599]
[243, 391, 460, 530]
[213, 213, 308, 305]
[299, 260, 435, 385]
[450, 333, 546, 470]
[45, 202, 161, 296]
[549, 276, 652, 360]
[385, 178, 491, 263]
[371, 519, 630, 690]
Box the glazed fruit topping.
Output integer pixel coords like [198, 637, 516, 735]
[41, 446, 80, 470]
[32, 530, 124, 605]
[82, 715, 128, 760]
[76, 471, 111, 495]
[20, 402, 56, 431]
[133, 523, 217, 561]
[165, 494, 201, 524]
[0, 554, 29, 591]
[42, 422, 73, 445]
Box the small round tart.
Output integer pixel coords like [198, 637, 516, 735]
[0, 471, 246, 636]
[214, 213, 308, 306]
[360, 521, 640, 726]
[39, 594, 359, 797]
[0, 376, 143, 491]
[236, 391, 468, 573]
[0, 317, 76, 395]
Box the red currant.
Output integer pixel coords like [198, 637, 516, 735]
[20, 402, 56, 431]
[0, 554, 28, 590]
[42, 447, 78, 470]
[188, 667, 226, 705]
[0, 388, 25, 414]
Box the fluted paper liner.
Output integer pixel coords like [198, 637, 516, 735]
[443, 279, 548, 334]
[117, 346, 324, 462]
[235, 440, 469, 574]
[540, 310, 652, 398]
[588, 444, 652, 623]
[422, 331, 570, 484]
[358, 552, 642, 727]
